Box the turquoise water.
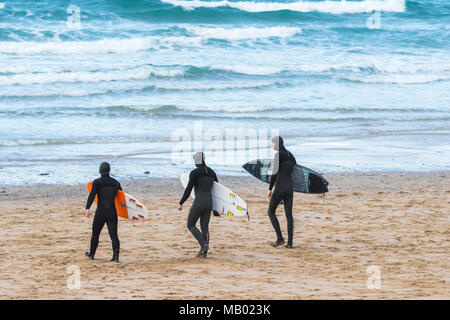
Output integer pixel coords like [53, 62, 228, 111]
[0, 0, 449, 184]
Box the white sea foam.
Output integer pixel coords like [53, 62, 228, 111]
[185, 25, 302, 40]
[128, 104, 279, 113]
[0, 36, 203, 55]
[3, 59, 446, 78]
[2, 60, 448, 87]
[211, 60, 450, 76]
[157, 80, 277, 90]
[0, 139, 51, 147]
[0, 87, 113, 97]
[0, 79, 276, 97]
[344, 73, 450, 84]
[0, 25, 303, 56]
[161, 0, 406, 14]
[0, 65, 186, 85]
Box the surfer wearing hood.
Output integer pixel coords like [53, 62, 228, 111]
[178, 152, 218, 258]
[85, 162, 122, 262]
[267, 136, 296, 248]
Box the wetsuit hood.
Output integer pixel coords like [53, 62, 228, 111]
[99, 162, 111, 175]
[193, 152, 206, 167]
[272, 136, 285, 151]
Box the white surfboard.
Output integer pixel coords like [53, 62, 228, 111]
[87, 181, 149, 223]
[180, 173, 249, 220]
[123, 193, 150, 223]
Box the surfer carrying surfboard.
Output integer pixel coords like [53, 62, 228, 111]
[178, 152, 218, 258]
[85, 162, 122, 262]
[267, 136, 296, 249]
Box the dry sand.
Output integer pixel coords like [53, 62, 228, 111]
[0, 172, 449, 299]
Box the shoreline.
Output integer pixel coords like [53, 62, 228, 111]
[0, 171, 449, 299]
[1, 170, 449, 189]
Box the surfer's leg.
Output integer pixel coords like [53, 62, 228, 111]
[199, 210, 211, 257]
[200, 210, 211, 244]
[268, 193, 284, 243]
[89, 212, 106, 257]
[187, 204, 207, 248]
[283, 193, 294, 247]
[106, 215, 120, 261]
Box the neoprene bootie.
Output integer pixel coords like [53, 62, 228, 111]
[111, 252, 119, 263]
[271, 239, 285, 247]
[196, 243, 209, 258]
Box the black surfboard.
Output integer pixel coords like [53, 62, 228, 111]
[242, 159, 329, 194]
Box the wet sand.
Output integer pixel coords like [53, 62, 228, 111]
[0, 172, 449, 299]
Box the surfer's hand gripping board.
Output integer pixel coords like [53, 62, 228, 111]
[242, 159, 329, 194]
[180, 173, 249, 220]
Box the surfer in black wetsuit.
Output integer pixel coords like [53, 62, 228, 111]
[267, 136, 296, 248]
[85, 162, 122, 262]
[178, 152, 218, 258]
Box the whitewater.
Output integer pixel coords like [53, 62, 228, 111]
[0, 0, 449, 184]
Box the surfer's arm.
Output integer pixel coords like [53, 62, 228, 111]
[86, 180, 98, 209]
[290, 151, 297, 164]
[179, 172, 195, 205]
[269, 152, 279, 190]
[269, 173, 277, 190]
[212, 170, 218, 183]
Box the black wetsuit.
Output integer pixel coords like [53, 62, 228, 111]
[86, 174, 122, 258]
[179, 165, 218, 249]
[268, 147, 296, 246]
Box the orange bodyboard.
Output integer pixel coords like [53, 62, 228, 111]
[87, 181, 129, 220]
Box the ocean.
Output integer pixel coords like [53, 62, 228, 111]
[0, 0, 449, 185]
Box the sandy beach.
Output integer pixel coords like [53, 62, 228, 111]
[0, 172, 449, 300]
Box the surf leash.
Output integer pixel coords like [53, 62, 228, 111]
[294, 193, 326, 228]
